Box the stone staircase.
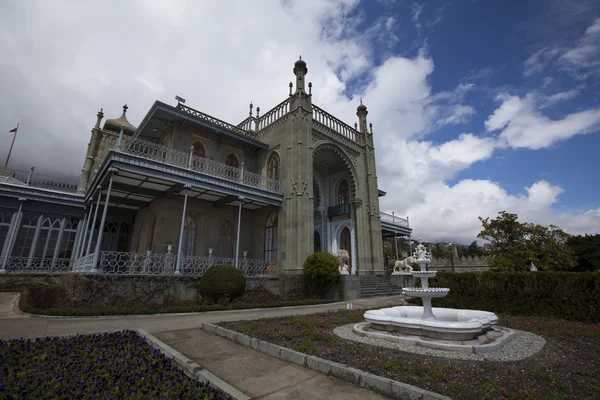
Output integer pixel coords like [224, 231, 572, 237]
[359, 275, 404, 298]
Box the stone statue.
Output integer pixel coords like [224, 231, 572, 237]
[337, 249, 350, 275]
[392, 256, 414, 274]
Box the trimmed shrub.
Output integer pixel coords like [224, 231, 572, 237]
[428, 271, 600, 323]
[302, 252, 340, 296]
[198, 265, 246, 303]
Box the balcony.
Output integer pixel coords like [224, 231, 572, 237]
[115, 136, 281, 193]
[380, 211, 411, 237]
[380, 212, 409, 227]
[328, 203, 351, 218]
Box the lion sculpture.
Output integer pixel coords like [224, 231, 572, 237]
[393, 256, 414, 274]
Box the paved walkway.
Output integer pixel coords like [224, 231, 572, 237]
[0, 293, 405, 399]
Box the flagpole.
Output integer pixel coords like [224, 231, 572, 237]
[5, 123, 19, 169]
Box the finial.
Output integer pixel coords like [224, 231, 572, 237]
[100, 108, 103, 113]
[360, 97, 363, 105]
[249, 102, 253, 116]
[123, 104, 128, 114]
[369, 122, 373, 134]
[354, 122, 357, 130]
[256, 106, 260, 119]
[308, 82, 312, 95]
[289, 81, 293, 96]
[299, 55, 302, 60]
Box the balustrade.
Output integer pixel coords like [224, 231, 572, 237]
[256, 98, 291, 131]
[380, 212, 409, 227]
[5, 170, 79, 193]
[312, 105, 359, 143]
[117, 137, 280, 193]
[177, 103, 257, 138]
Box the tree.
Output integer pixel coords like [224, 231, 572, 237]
[477, 211, 577, 271]
[567, 234, 600, 272]
[467, 241, 483, 257]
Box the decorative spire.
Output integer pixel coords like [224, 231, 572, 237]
[249, 102, 253, 117]
[123, 104, 128, 114]
[308, 82, 312, 96]
[289, 81, 293, 96]
[256, 106, 260, 119]
[293, 56, 308, 93]
[95, 108, 104, 129]
[369, 122, 373, 134]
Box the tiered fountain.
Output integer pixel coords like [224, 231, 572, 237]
[354, 242, 514, 352]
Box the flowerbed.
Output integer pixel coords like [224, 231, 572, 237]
[220, 310, 600, 399]
[0, 330, 230, 399]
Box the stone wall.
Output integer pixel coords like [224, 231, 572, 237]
[0, 274, 280, 309]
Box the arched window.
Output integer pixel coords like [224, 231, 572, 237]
[337, 179, 350, 205]
[266, 153, 280, 180]
[314, 230, 321, 253]
[183, 215, 196, 257]
[192, 141, 206, 171]
[225, 153, 239, 180]
[218, 220, 235, 258]
[264, 213, 278, 262]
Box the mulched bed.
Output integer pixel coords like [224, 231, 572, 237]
[0, 330, 229, 399]
[220, 310, 600, 399]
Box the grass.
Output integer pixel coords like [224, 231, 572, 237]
[0, 330, 229, 399]
[220, 309, 600, 400]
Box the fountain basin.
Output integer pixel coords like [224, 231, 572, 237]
[411, 271, 437, 278]
[402, 287, 449, 298]
[364, 306, 498, 341]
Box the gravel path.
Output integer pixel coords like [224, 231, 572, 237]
[333, 323, 546, 361]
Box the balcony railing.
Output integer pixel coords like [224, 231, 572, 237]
[1, 257, 74, 273]
[380, 212, 409, 228]
[328, 203, 351, 218]
[116, 136, 281, 193]
[176, 103, 257, 139]
[312, 104, 360, 143]
[256, 98, 291, 132]
[2, 169, 80, 194]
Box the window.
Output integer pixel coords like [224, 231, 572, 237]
[337, 179, 350, 205]
[183, 215, 196, 257]
[266, 153, 280, 180]
[264, 213, 278, 262]
[225, 153, 239, 180]
[218, 220, 235, 258]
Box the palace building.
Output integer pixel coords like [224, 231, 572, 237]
[0, 58, 411, 282]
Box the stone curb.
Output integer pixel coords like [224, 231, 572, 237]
[203, 323, 451, 400]
[137, 329, 250, 400]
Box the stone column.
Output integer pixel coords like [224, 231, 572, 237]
[350, 204, 357, 275]
[91, 169, 117, 272]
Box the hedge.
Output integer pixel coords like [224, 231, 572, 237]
[427, 271, 600, 323]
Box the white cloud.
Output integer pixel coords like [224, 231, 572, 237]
[485, 93, 600, 150]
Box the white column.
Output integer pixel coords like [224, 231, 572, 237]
[235, 196, 244, 268]
[72, 212, 87, 261]
[1, 200, 25, 272]
[350, 204, 357, 275]
[26, 215, 44, 268]
[51, 218, 67, 270]
[175, 184, 191, 274]
[393, 211, 398, 261]
[91, 169, 117, 272]
[85, 189, 102, 257]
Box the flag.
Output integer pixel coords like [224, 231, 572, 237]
[9, 127, 17, 133]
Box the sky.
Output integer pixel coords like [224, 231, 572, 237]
[1, 0, 599, 245]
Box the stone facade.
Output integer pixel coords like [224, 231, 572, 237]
[0, 58, 409, 283]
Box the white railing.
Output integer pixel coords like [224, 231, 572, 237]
[312, 105, 359, 143]
[72, 254, 95, 272]
[95, 251, 278, 277]
[117, 137, 281, 193]
[237, 116, 256, 131]
[380, 212, 409, 228]
[177, 103, 257, 139]
[257, 98, 291, 131]
[4, 170, 79, 194]
[1, 257, 73, 273]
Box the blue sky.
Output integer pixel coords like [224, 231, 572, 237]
[0, 0, 599, 243]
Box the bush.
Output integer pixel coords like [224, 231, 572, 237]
[428, 271, 600, 323]
[198, 265, 246, 303]
[302, 252, 340, 296]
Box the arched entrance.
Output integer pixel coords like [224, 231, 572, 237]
[339, 226, 351, 273]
